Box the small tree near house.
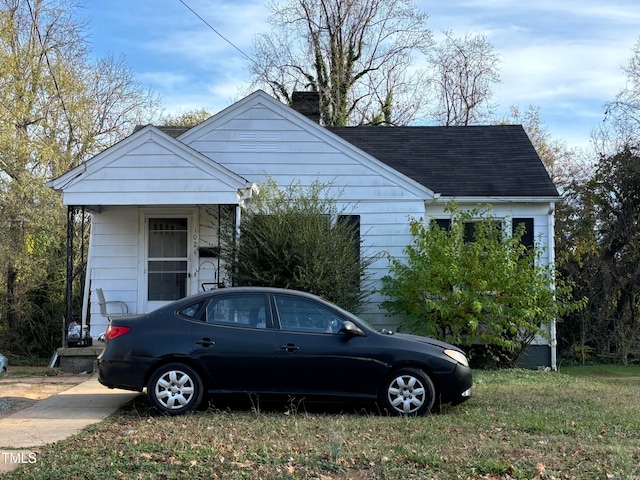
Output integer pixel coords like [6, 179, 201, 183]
[380, 203, 580, 367]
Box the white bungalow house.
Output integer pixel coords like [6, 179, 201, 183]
[48, 90, 560, 367]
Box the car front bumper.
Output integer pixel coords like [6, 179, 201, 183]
[433, 363, 473, 405]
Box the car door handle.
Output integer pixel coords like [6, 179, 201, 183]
[280, 343, 300, 353]
[196, 338, 215, 347]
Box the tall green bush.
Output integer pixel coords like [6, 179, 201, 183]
[380, 204, 579, 366]
[222, 179, 376, 312]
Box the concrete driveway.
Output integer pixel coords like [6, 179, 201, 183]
[0, 376, 138, 473]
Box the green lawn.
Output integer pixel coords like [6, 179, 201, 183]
[5, 366, 640, 479]
[561, 362, 640, 377]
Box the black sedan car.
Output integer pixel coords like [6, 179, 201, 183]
[98, 287, 472, 416]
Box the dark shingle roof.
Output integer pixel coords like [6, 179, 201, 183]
[154, 126, 192, 138]
[327, 125, 559, 197]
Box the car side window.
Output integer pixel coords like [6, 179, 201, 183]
[206, 294, 269, 329]
[177, 300, 206, 320]
[274, 295, 341, 334]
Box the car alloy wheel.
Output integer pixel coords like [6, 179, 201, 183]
[380, 368, 435, 416]
[147, 363, 204, 415]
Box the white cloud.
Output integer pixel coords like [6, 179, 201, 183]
[138, 71, 189, 91]
[417, 0, 640, 148]
[141, 0, 268, 62]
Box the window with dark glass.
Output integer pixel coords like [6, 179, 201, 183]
[512, 218, 534, 249]
[432, 218, 503, 243]
[436, 217, 533, 247]
[434, 218, 451, 231]
[338, 214, 361, 258]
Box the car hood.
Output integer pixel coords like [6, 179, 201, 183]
[391, 332, 464, 352]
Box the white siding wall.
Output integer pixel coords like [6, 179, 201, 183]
[343, 200, 426, 329]
[86, 207, 139, 337]
[179, 102, 558, 331]
[184, 105, 423, 202]
[85, 200, 555, 337]
[87, 205, 236, 336]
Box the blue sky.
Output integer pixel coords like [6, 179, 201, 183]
[84, 0, 640, 151]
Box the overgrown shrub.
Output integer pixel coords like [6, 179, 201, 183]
[222, 179, 377, 312]
[380, 203, 580, 367]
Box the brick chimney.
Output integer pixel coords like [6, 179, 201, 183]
[291, 91, 320, 123]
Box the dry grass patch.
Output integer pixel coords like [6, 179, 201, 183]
[3, 367, 640, 479]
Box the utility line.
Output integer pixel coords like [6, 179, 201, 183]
[178, 0, 255, 64]
[26, 0, 76, 150]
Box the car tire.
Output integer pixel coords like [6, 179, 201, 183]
[379, 368, 436, 416]
[147, 363, 204, 416]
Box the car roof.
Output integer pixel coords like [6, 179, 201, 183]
[183, 286, 326, 303]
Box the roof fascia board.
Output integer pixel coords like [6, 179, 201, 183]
[430, 196, 561, 203]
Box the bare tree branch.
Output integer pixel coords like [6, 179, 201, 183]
[427, 30, 500, 126]
[250, 0, 433, 126]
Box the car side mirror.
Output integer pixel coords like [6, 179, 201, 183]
[339, 320, 366, 337]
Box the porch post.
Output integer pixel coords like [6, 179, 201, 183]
[64, 205, 75, 348]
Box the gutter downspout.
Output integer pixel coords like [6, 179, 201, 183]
[548, 201, 557, 371]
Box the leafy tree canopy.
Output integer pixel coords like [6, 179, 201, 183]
[158, 108, 212, 127]
[0, 0, 160, 357]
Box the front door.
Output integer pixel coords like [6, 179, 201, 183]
[144, 214, 197, 312]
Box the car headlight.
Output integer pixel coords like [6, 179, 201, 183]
[444, 349, 469, 367]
